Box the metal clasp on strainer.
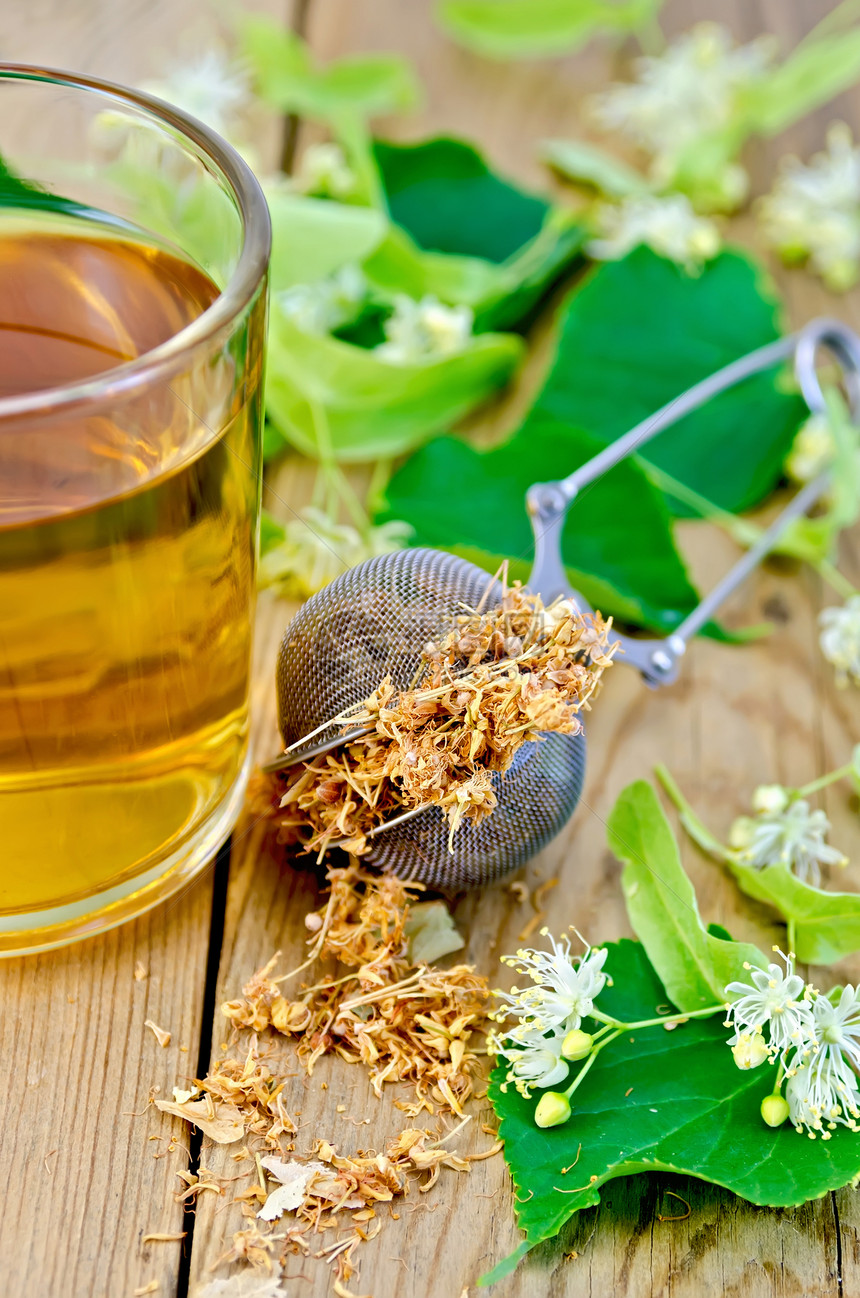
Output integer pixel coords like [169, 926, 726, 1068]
[527, 318, 860, 688]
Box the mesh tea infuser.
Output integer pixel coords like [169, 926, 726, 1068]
[270, 319, 860, 891]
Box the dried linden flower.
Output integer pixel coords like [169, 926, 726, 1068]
[267, 586, 615, 856]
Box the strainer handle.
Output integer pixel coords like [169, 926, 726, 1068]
[526, 318, 860, 688]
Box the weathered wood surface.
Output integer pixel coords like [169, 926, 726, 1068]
[4, 1, 860, 1296]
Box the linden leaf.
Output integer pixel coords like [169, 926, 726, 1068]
[372, 137, 585, 329]
[540, 137, 650, 198]
[242, 19, 419, 125]
[264, 307, 523, 463]
[486, 939, 860, 1280]
[155, 1098, 245, 1145]
[437, 0, 663, 60]
[378, 421, 701, 634]
[519, 247, 807, 515]
[266, 192, 387, 293]
[609, 780, 767, 1008]
[727, 861, 860, 967]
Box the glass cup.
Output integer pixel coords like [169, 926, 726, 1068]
[0, 65, 271, 954]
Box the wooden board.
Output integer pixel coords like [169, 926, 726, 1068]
[0, 6, 289, 1298]
[5, 0, 860, 1295]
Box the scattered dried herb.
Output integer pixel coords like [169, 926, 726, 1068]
[222, 861, 491, 1115]
[152, 862, 500, 1293]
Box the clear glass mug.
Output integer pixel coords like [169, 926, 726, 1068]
[0, 65, 271, 954]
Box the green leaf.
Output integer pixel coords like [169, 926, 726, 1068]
[361, 212, 585, 331]
[378, 420, 702, 634]
[374, 137, 548, 263]
[744, 23, 860, 138]
[609, 781, 767, 1009]
[437, 0, 663, 60]
[0, 154, 84, 216]
[727, 862, 860, 967]
[259, 509, 286, 557]
[519, 247, 807, 516]
[540, 137, 650, 197]
[362, 224, 503, 308]
[242, 18, 419, 124]
[487, 939, 860, 1275]
[371, 137, 585, 329]
[266, 191, 388, 292]
[264, 307, 523, 463]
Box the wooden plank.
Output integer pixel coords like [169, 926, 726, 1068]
[179, 1, 860, 1296]
[0, 882, 214, 1298]
[5, 0, 276, 83]
[0, 6, 290, 1298]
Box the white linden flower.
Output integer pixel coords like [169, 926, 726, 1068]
[785, 1048, 860, 1137]
[494, 930, 609, 1039]
[258, 509, 412, 600]
[784, 413, 837, 484]
[142, 50, 252, 142]
[730, 798, 848, 886]
[813, 985, 860, 1075]
[784, 987, 860, 1136]
[295, 142, 358, 200]
[730, 1030, 769, 1070]
[589, 23, 774, 206]
[375, 295, 474, 364]
[758, 124, 860, 291]
[490, 1023, 569, 1098]
[724, 951, 816, 1060]
[587, 194, 720, 272]
[278, 264, 367, 336]
[820, 595, 860, 688]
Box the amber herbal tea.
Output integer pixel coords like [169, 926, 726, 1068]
[0, 209, 263, 945]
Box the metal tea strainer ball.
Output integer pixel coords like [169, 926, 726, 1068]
[276, 547, 588, 890]
[272, 319, 860, 892]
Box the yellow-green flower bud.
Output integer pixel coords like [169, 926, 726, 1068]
[534, 1091, 571, 1128]
[751, 784, 790, 816]
[761, 1094, 790, 1128]
[731, 1032, 769, 1070]
[561, 1029, 594, 1062]
[728, 815, 756, 851]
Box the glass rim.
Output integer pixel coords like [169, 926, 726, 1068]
[0, 62, 271, 427]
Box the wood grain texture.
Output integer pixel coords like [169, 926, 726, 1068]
[0, 879, 214, 1298]
[181, 1, 860, 1296]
